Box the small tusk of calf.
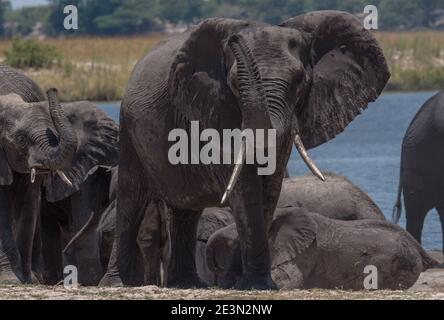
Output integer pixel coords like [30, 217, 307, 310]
[57, 170, 73, 188]
[30, 168, 36, 183]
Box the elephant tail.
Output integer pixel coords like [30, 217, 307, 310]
[392, 158, 403, 224]
[63, 200, 116, 255]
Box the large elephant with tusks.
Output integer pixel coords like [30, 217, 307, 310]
[101, 11, 390, 289]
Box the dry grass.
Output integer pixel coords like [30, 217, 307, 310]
[375, 31, 444, 91]
[0, 285, 443, 300]
[0, 35, 163, 101]
[0, 32, 442, 101]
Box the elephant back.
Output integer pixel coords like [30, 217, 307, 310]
[0, 64, 46, 102]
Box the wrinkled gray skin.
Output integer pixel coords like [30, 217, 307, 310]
[196, 172, 385, 285]
[393, 91, 444, 261]
[102, 11, 389, 289]
[207, 207, 438, 290]
[0, 64, 119, 284]
[40, 166, 118, 286]
[280, 172, 385, 221]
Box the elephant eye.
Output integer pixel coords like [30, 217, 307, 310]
[289, 39, 298, 49]
[15, 133, 28, 147]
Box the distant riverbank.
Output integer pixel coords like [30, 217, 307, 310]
[0, 31, 442, 102]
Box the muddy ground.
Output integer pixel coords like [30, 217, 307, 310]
[0, 252, 442, 300]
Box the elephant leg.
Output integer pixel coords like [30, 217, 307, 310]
[100, 131, 145, 287]
[165, 209, 203, 288]
[437, 205, 444, 259]
[40, 207, 63, 285]
[15, 181, 41, 283]
[137, 201, 163, 286]
[31, 216, 43, 284]
[0, 188, 23, 284]
[404, 191, 430, 244]
[229, 165, 275, 290]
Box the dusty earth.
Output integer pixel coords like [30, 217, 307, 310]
[0, 252, 442, 300]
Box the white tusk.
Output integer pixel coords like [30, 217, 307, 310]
[57, 170, 73, 188]
[221, 139, 246, 205]
[30, 168, 36, 183]
[294, 134, 325, 182]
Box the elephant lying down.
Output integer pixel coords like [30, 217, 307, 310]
[206, 207, 438, 290]
[196, 172, 385, 285]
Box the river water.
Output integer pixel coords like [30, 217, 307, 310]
[97, 91, 442, 250]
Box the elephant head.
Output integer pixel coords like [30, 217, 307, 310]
[206, 206, 318, 289]
[0, 89, 118, 201]
[170, 11, 390, 200]
[0, 89, 76, 185]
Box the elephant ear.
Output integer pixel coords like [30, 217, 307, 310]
[269, 207, 317, 268]
[45, 102, 119, 202]
[280, 11, 390, 149]
[169, 18, 263, 124]
[0, 148, 13, 185]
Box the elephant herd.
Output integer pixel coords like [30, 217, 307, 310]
[0, 10, 442, 291]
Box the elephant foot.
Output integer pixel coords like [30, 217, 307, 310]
[218, 274, 240, 289]
[167, 273, 208, 289]
[99, 272, 124, 287]
[0, 271, 22, 285]
[234, 273, 277, 291]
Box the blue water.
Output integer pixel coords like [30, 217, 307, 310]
[96, 91, 442, 251]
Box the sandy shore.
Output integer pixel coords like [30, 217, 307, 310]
[0, 252, 442, 300]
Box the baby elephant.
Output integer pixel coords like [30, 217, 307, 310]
[196, 172, 385, 285]
[207, 207, 438, 290]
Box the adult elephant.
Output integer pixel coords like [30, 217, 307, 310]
[0, 65, 118, 284]
[102, 11, 390, 289]
[393, 90, 444, 260]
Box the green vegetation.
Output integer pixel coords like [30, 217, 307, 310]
[4, 38, 62, 69]
[0, 31, 441, 102]
[0, 1, 441, 100]
[2, 0, 444, 37]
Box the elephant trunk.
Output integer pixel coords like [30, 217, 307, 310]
[221, 35, 272, 204]
[228, 34, 272, 131]
[42, 88, 77, 171]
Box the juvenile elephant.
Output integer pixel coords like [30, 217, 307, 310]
[0, 65, 118, 284]
[196, 172, 385, 285]
[207, 207, 438, 290]
[393, 91, 444, 259]
[196, 172, 385, 284]
[103, 11, 390, 289]
[40, 166, 118, 286]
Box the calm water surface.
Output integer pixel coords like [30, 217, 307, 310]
[97, 91, 442, 250]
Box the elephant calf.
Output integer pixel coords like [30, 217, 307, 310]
[196, 172, 385, 285]
[207, 207, 438, 290]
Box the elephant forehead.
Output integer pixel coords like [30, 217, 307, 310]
[239, 26, 304, 48]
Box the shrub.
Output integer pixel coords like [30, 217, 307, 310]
[4, 38, 62, 69]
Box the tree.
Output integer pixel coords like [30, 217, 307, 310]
[94, 0, 162, 34]
[379, 0, 425, 30]
[0, 0, 11, 36]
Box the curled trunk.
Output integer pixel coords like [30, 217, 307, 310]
[42, 88, 77, 170]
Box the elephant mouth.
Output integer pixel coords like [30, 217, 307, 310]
[29, 167, 72, 187]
